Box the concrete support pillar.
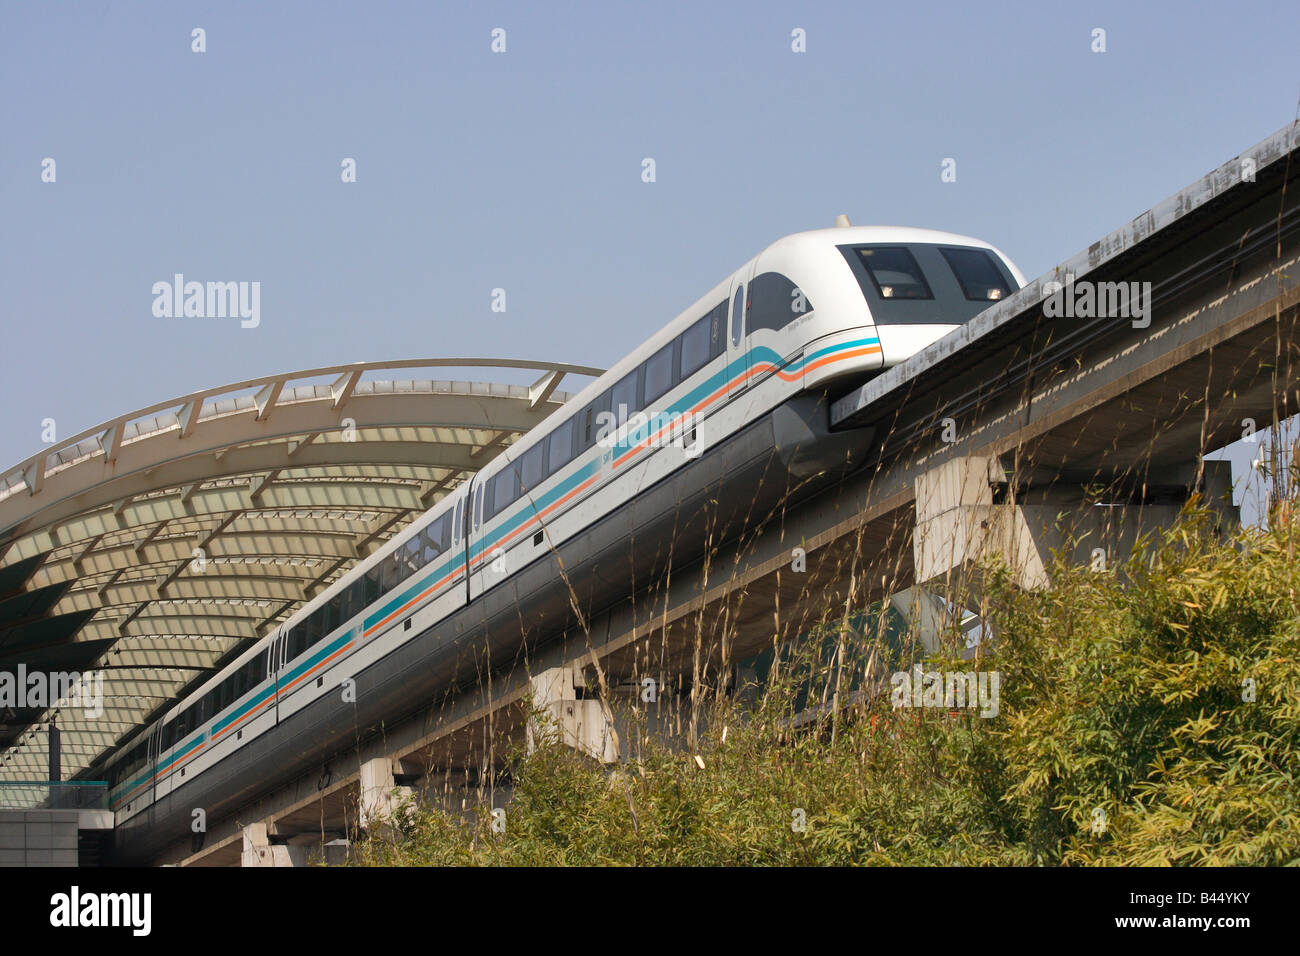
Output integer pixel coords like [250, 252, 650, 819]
[240, 821, 304, 867]
[914, 456, 1048, 592]
[526, 665, 617, 764]
[359, 757, 414, 832]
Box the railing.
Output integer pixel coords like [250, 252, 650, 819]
[0, 781, 108, 811]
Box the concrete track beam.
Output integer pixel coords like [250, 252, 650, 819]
[913, 455, 1239, 597]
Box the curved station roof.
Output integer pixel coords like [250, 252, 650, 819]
[0, 358, 602, 781]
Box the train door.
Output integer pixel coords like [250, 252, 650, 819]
[452, 484, 467, 600]
[145, 722, 161, 810]
[468, 478, 485, 600]
[727, 264, 753, 396]
[270, 627, 284, 722]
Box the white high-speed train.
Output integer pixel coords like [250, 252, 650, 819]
[101, 223, 1023, 862]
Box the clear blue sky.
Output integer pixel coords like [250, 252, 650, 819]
[2, 0, 1296, 519]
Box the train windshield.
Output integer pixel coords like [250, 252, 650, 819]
[939, 247, 1013, 302]
[839, 243, 1018, 325]
[851, 247, 932, 299]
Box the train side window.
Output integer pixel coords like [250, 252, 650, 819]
[305, 609, 322, 649]
[422, 514, 447, 562]
[421, 524, 437, 564]
[680, 314, 712, 379]
[401, 533, 423, 575]
[379, 549, 401, 592]
[709, 301, 727, 359]
[484, 471, 499, 520]
[362, 565, 382, 606]
[610, 370, 639, 426]
[730, 286, 746, 346]
[644, 341, 675, 405]
[578, 389, 611, 451]
[547, 418, 575, 475]
[519, 443, 545, 494]
[378, 558, 394, 594]
[490, 463, 519, 518]
[748, 272, 813, 332]
[938, 247, 1013, 302]
[453, 497, 464, 545]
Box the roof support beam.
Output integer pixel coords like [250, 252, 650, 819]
[254, 380, 284, 422]
[23, 456, 45, 496]
[331, 369, 363, 410]
[133, 520, 168, 558]
[152, 511, 238, 596]
[249, 470, 281, 502]
[100, 423, 124, 466]
[254, 599, 298, 635]
[72, 533, 104, 572]
[179, 400, 202, 439]
[286, 432, 320, 458]
[355, 510, 410, 559]
[117, 601, 149, 634]
[96, 569, 122, 600]
[470, 430, 512, 459]
[417, 471, 462, 505]
[196, 512, 240, 552]
[528, 369, 564, 409]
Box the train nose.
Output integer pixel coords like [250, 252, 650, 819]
[873, 324, 962, 366]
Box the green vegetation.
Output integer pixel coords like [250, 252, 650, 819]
[350, 504, 1300, 866]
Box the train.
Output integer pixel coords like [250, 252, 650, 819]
[99, 222, 1025, 863]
